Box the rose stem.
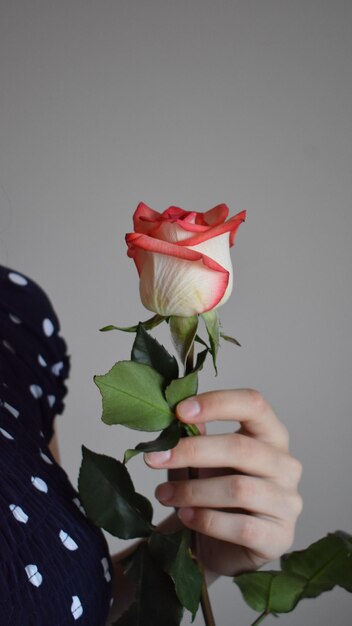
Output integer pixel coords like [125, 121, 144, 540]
[250, 612, 269, 626]
[185, 344, 217, 626]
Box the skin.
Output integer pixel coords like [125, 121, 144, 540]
[146, 388, 303, 577]
[107, 388, 302, 622]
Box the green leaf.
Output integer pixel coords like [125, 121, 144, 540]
[124, 421, 182, 463]
[100, 314, 166, 333]
[95, 361, 174, 431]
[114, 543, 184, 626]
[78, 446, 153, 539]
[149, 529, 203, 619]
[234, 531, 352, 617]
[169, 315, 198, 366]
[282, 531, 352, 597]
[131, 323, 178, 382]
[201, 310, 220, 373]
[220, 332, 241, 347]
[165, 371, 198, 411]
[235, 571, 306, 614]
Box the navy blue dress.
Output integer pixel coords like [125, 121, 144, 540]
[0, 266, 113, 625]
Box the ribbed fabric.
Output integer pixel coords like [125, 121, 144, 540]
[0, 266, 113, 625]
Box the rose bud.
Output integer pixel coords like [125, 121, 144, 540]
[125, 203, 246, 317]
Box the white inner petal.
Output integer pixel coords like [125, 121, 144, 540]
[189, 232, 232, 272]
[157, 221, 195, 243]
[140, 252, 229, 316]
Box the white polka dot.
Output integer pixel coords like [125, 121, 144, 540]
[43, 318, 55, 337]
[25, 564, 43, 587]
[109, 598, 114, 608]
[73, 497, 86, 515]
[31, 476, 48, 493]
[40, 450, 53, 465]
[9, 504, 29, 524]
[3, 402, 19, 418]
[38, 354, 47, 367]
[47, 395, 56, 407]
[101, 557, 111, 582]
[59, 530, 79, 551]
[9, 313, 22, 324]
[30, 384, 43, 399]
[51, 361, 64, 376]
[71, 596, 83, 620]
[8, 272, 28, 286]
[2, 340, 15, 353]
[0, 428, 14, 440]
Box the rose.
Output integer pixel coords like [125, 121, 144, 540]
[125, 203, 246, 317]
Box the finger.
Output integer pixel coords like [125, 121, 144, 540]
[176, 389, 289, 450]
[177, 508, 295, 561]
[155, 475, 302, 521]
[145, 432, 302, 488]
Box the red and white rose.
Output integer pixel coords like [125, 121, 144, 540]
[126, 203, 246, 317]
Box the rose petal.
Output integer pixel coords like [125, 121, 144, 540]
[141, 254, 229, 316]
[177, 210, 246, 247]
[133, 202, 163, 234]
[126, 233, 230, 316]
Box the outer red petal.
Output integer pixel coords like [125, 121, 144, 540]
[133, 202, 163, 234]
[162, 206, 189, 221]
[177, 210, 246, 247]
[202, 203, 229, 226]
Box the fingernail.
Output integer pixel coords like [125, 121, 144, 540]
[177, 399, 200, 420]
[156, 483, 174, 502]
[144, 449, 171, 466]
[178, 507, 195, 523]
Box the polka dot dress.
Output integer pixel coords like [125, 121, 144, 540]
[0, 267, 113, 625]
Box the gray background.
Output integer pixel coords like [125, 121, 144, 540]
[1, 1, 351, 624]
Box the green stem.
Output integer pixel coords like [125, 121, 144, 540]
[185, 343, 217, 626]
[250, 611, 269, 626]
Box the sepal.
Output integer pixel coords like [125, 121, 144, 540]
[169, 315, 198, 367]
[100, 314, 166, 333]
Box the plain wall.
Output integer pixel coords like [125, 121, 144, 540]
[1, 1, 351, 624]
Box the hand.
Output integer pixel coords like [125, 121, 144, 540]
[144, 389, 303, 577]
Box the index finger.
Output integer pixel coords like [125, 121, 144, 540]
[176, 389, 289, 450]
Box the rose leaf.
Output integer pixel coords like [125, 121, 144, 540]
[131, 323, 179, 382]
[149, 529, 203, 619]
[124, 421, 182, 463]
[165, 370, 198, 412]
[95, 361, 174, 432]
[114, 543, 184, 626]
[234, 531, 352, 617]
[78, 446, 153, 539]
